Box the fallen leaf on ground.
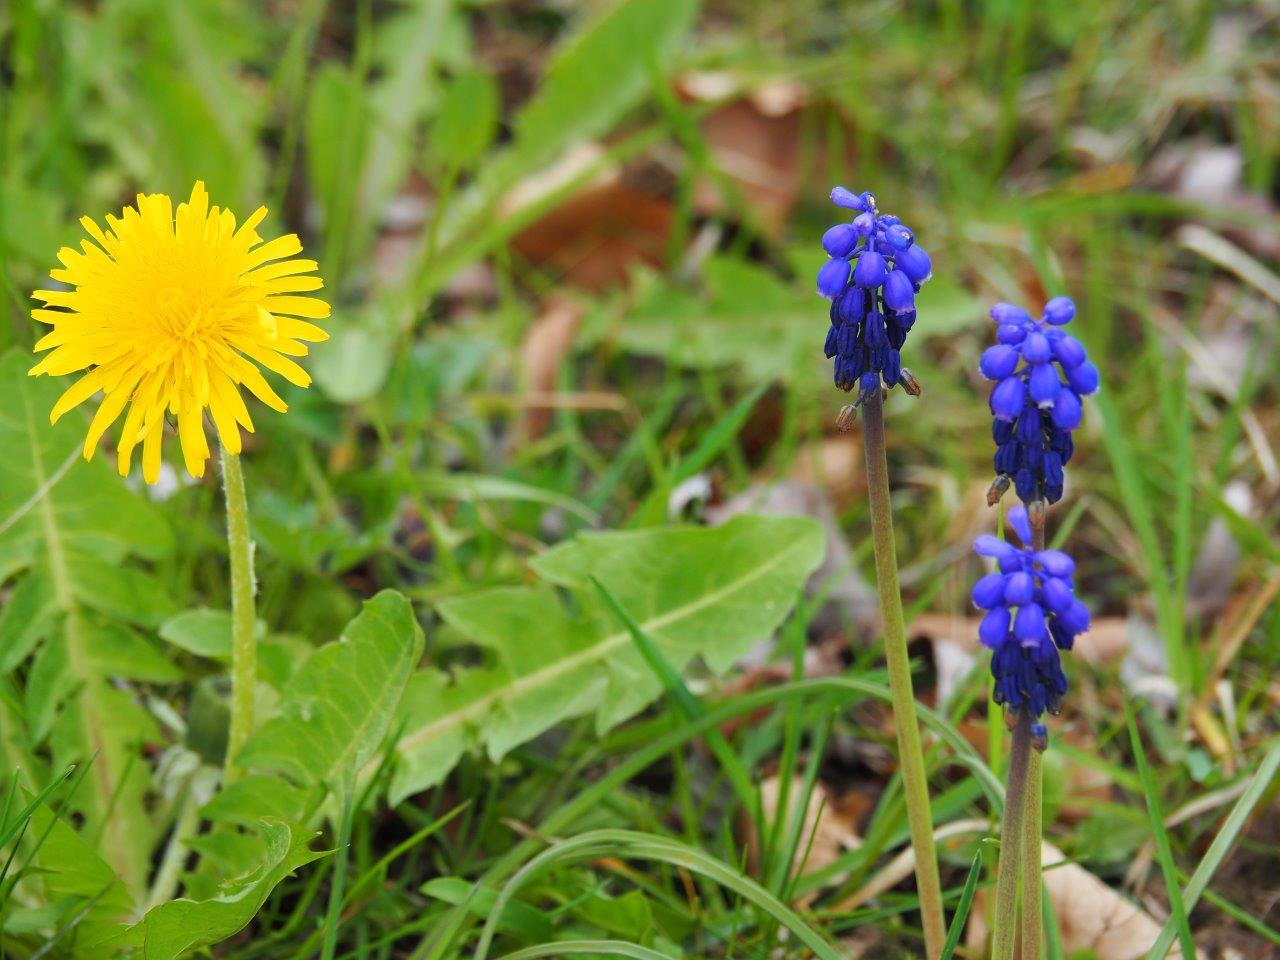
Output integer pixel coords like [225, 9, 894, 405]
[518, 300, 584, 440]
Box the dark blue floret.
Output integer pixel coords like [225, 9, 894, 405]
[980, 297, 1098, 505]
[971, 505, 1087, 733]
[817, 187, 930, 400]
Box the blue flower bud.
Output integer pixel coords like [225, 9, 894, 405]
[852, 211, 876, 237]
[979, 607, 1011, 648]
[1066, 361, 1099, 395]
[859, 371, 880, 397]
[883, 348, 901, 386]
[1043, 450, 1063, 488]
[972, 572, 1007, 609]
[877, 213, 900, 226]
[864, 310, 888, 347]
[1035, 551, 1075, 578]
[997, 323, 1027, 345]
[1023, 332, 1052, 364]
[1014, 603, 1046, 643]
[817, 257, 851, 298]
[990, 376, 1025, 420]
[1041, 575, 1074, 614]
[995, 442, 1018, 474]
[894, 243, 931, 283]
[834, 286, 865, 326]
[884, 223, 914, 249]
[1008, 505, 1033, 545]
[1058, 600, 1090, 636]
[1004, 571, 1035, 605]
[822, 223, 860, 258]
[990, 302, 1032, 325]
[823, 324, 839, 359]
[1052, 334, 1087, 369]
[1050, 388, 1082, 429]
[1043, 296, 1076, 325]
[853, 251, 887, 288]
[859, 191, 877, 210]
[837, 322, 858, 356]
[883, 269, 915, 313]
[974, 534, 1019, 561]
[1029, 362, 1061, 405]
[980, 344, 1020, 380]
[830, 186, 867, 210]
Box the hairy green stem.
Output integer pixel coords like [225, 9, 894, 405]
[1020, 521, 1047, 959]
[1022, 746, 1044, 959]
[221, 448, 257, 785]
[992, 713, 1032, 960]
[861, 391, 945, 959]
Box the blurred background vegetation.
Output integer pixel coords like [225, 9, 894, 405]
[2, 0, 1279, 956]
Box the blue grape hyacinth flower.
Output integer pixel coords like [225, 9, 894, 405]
[980, 297, 1099, 505]
[971, 505, 1089, 746]
[818, 188, 931, 401]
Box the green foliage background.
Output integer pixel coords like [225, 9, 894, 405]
[1, 0, 1278, 957]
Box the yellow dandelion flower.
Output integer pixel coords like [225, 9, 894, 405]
[29, 181, 330, 483]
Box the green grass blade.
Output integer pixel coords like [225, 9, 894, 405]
[1146, 740, 1280, 959]
[494, 941, 675, 960]
[1126, 704, 1196, 960]
[940, 847, 985, 960]
[475, 829, 847, 960]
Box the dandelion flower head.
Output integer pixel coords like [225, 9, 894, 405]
[29, 181, 329, 483]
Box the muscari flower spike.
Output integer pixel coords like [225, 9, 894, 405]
[817, 187, 932, 403]
[971, 505, 1089, 747]
[979, 297, 1099, 506]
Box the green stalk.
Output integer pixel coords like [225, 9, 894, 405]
[1020, 522, 1047, 960]
[991, 713, 1032, 960]
[221, 447, 257, 785]
[860, 390, 945, 959]
[1021, 747, 1043, 959]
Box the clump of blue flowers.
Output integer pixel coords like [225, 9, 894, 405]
[971, 505, 1090, 746]
[818, 187, 932, 401]
[979, 298, 1099, 505]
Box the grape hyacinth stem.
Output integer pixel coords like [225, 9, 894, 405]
[222, 447, 257, 786]
[1022, 746, 1045, 958]
[992, 712, 1033, 960]
[861, 389, 946, 959]
[1020, 521, 1048, 959]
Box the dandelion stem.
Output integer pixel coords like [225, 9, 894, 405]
[222, 447, 257, 786]
[992, 712, 1032, 960]
[861, 389, 945, 959]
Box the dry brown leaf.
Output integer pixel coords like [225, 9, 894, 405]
[518, 300, 583, 440]
[967, 841, 1193, 960]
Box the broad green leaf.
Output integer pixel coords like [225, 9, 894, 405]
[385, 515, 824, 801]
[24, 801, 136, 943]
[200, 775, 308, 826]
[96, 820, 321, 960]
[430, 70, 500, 172]
[159, 607, 236, 659]
[237, 590, 424, 788]
[0, 349, 172, 894]
[311, 320, 396, 405]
